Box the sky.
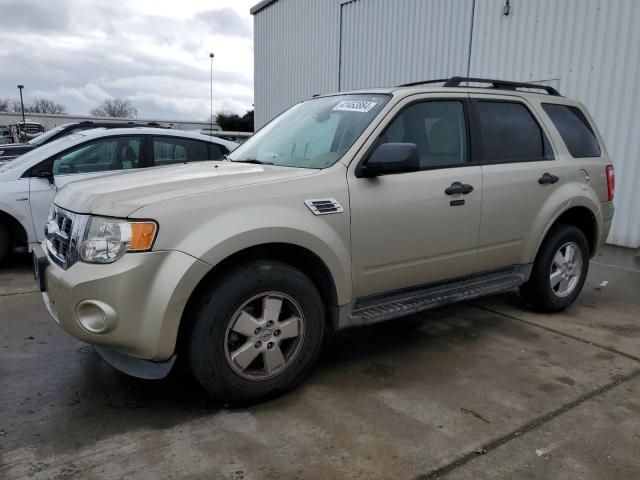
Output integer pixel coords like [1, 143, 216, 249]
[0, 0, 256, 121]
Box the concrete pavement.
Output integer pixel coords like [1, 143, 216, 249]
[1, 247, 639, 479]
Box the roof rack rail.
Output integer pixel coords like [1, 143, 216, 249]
[398, 78, 449, 88]
[399, 76, 561, 96]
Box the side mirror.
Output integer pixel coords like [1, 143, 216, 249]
[356, 143, 419, 178]
[34, 170, 55, 185]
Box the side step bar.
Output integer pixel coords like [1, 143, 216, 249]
[348, 267, 530, 327]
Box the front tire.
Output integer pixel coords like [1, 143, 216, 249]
[185, 260, 325, 403]
[520, 224, 589, 312]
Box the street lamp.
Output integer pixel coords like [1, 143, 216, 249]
[209, 52, 214, 135]
[17, 84, 26, 130]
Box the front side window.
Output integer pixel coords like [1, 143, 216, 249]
[152, 137, 218, 166]
[228, 94, 390, 169]
[208, 142, 227, 160]
[52, 136, 141, 175]
[378, 100, 468, 169]
[475, 101, 554, 163]
[542, 103, 601, 158]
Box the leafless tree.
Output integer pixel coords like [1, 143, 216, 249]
[90, 98, 137, 118]
[25, 97, 68, 114]
[0, 98, 12, 112]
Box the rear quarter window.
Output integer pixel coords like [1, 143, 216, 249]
[542, 103, 601, 158]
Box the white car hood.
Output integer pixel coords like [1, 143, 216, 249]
[54, 161, 318, 217]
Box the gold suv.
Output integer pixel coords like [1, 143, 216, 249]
[35, 77, 615, 402]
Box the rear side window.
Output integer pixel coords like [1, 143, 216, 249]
[152, 137, 213, 166]
[542, 103, 601, 158]
[475, 101, 554, 163]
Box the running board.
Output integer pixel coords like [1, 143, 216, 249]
[347, 267, 530, 327]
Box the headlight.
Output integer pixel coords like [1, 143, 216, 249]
[80, 217, 157, 264]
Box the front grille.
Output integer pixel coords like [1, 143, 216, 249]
[45, 205, 88, 270]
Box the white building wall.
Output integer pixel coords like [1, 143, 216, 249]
[253, 0, 341, 129]
[252, 0, 640, 247]
[0, 111, 217, 132]
[469, 0, 640, 247]
[340, 0, 473, 90]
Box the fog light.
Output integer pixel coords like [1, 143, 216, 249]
[75, 300, 117, 334]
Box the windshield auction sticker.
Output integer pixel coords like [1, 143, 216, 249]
[332, 100, 377, 113]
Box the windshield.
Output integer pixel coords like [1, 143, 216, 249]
[27, 124, 72, 146]
[228, 94, 389, 169]
[0, 134, 82, 172]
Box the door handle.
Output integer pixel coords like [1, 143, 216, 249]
[538, 173, 559, 185]
[445, 182, 474, 195]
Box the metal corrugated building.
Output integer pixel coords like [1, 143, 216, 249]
[251, 0, 640, 248]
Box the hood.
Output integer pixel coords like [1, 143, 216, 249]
[54, 161, 319, 217]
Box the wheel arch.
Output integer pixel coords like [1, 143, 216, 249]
[0, 209, 29, 248]
[177, 242, 341, 351]
[536, 205, 599, 260]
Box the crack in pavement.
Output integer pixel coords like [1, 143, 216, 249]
[460, 407, 491, 424]
[414, 303, 640, 479]
[417, 368, 640, 480]
[473, 304, 640, 364]
[0, 289, 39, 297]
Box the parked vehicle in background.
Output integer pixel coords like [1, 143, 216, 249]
[0, 125, 16, 145]
[0, 120, 169, 162]
[18, 120, 45, 140]
[0, 128, 237, 262]
[35, 77, 614, 403]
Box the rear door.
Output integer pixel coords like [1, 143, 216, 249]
[471, 94, 567, 271]
[28, 135, 144, 241]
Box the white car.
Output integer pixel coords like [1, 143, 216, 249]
[0, 128, 237, 262]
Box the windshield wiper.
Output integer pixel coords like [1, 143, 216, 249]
[231, 158, 274, 165]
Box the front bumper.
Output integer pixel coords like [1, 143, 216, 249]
[40, 246, 210, 362]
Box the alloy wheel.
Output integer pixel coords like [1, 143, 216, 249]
[549, 241, 582, 298]
[224, 292, 305, 380]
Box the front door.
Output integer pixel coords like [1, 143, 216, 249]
[348, 95, 482, 298]
[29, 136, 144, 242]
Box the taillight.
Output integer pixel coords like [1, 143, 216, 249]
[605, 165, 615, 201]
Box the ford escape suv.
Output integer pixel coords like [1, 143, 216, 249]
[35, 77, 615, 402]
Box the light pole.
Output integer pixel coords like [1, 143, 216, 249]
[17, 85, 26, 131]
[209, 52, 214, 135]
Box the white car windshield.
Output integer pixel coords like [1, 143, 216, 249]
[0, 134, 82, 172]
[228, 94, 390, 169]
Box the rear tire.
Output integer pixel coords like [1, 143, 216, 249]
[520, 224, 589, 312]
[0, 221, 9, 264]
[185, 260, 325, 404]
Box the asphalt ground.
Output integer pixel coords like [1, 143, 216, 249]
[1, 246, 639, 479]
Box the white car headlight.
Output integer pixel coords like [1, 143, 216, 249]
[80, 217, 157, 264]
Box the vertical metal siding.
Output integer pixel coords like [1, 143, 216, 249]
[253, 0, 340, 128]
[469, 0, 640, 247]
[339, 0, 474, 90]
[253, 0, 640, 246]
[253, 0, 474, 126]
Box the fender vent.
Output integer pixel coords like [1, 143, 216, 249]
[304, 198, 344, 216]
